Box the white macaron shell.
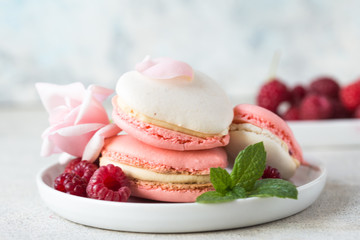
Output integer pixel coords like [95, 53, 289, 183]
[116, 70, 233, 135]
[226, 123, 298, 179]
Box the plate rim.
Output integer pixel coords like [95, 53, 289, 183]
[36, 156, 326, 206]
[36, 156, 327, 232]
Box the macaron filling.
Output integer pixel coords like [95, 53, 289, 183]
[227, 123, 300, 179]
[100, 157, 210, 184]
[233, 104, 304, 164]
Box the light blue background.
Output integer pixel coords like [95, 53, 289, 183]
[1, 0, 360, 105]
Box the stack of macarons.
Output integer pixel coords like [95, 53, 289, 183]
[100, 56, 305, 203]
[100, 57, 234, 202]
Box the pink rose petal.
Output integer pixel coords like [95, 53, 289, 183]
[82, 123, 121, 162]
[35, 82, 85, 114]
[42, 123, 105, 157]
[40, 136, 61, 157]
[135, 57, 194, 81]
[48, 106, 71, 125]
[88, 85, 114, 103]
[55, 123, 105, 136]
[36, 82, 115, 162]
[75, 93, 110, 125]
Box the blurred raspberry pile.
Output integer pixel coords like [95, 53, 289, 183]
[256, 77, 360, 120]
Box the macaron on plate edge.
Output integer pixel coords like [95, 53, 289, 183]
[36, 156, 326, 233]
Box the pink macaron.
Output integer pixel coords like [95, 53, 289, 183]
[112, 57, 234, 151]
[100, 134, 228, 202]
[225, 104, 304, 179]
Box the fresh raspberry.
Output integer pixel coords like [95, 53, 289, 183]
[92, 158, 100, 167]
[257, 79, 290, 113]
[54, 172, 87, 197]
[309, 76, 340, 99]
[282, 106, 300, 121]
[262, 166, 281, 179]
[64, 158, 81, 173]
[331, 100, 351, 119]
[340, 79, 360, 111]
[354, 106, 360, 118]
[86, 164, 131, 202]
[71, 160, 98, 183]
[299, 94, 334, 120]
[290, 85, 307, 106]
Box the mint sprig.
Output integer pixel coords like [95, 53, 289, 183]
[196, 142, 298, 204]
[249, 179, 298, 199]
[230, 142, 267, 191]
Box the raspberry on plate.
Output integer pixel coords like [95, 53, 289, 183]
[340, 79, 360, 111]
[256, 79, 290, 113]
[262, 166, 281, 179]
[87, 164, 131, 202]
[309, 76, 340, 99]
[64, 158, 81, 173]
[54, 172, 87, 197]
[71, 160, 98, 183]
[299, 94, 333, 120]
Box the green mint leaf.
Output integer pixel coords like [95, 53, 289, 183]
[197, 141, 299, 204]
[196, 185, 246, 203]
[230, 142, 267, 191]
[196, 191, 236, 203]
[209, 167, 232, 194]
[231, 184, 247, 198]
[248, 179, 298, 199]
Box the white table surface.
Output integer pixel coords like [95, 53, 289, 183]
[1, 106, 360, 240]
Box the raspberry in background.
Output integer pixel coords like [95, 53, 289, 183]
[309, 76, 340, 99]
[299, 94, 334, 120]
[282, 106, 300, 121]
[54, 172, 87, 197]
[331, 100, 351, 119]
[256, 79, 290, 113]
[354, 106, 360, 118]
[340, 79, 360, 111]
[290, 85, 307, 106]
[87, 164, 131, 202]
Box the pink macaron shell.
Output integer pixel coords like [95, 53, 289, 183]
[232, 104, 304, 164]
[102, 135, 228, 172]
[101, 135, 227, 203]
[111, 97, 229, 151]
[129, 182, 212, 203]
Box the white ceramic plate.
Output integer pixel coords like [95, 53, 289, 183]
[288, 119, 360, 148]
[36, 157, 326, 233]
